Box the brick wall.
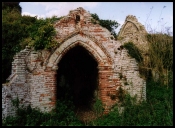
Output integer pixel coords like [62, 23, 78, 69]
[2, 7, 146, 119]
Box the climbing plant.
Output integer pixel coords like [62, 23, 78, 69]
[24, 17, 59, 51]
[146, 33, 173, 71]
[146, 33, 173, 86]
[2, 2, 21, 13]
[2, 6, 34, 83]
[2, 4, 61, 83]
[123, 42, 143, 63]
[91, 13, 120, 40]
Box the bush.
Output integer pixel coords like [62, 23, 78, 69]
[91, 13, 120, 40]
[89, 78, 173, 126]
[123, 42, 143, 63]
[2, 7, 37, 83]
[2, 78, 173, 126]
[2, 6, 60, 83]
[26, 17, 58, 50]
[146, 33, 173, 85]
[2, 99, 83, 126]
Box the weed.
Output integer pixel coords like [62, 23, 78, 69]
[123, 42, 143, 63]
[118, 87, 125, 103]
[119, 73, 123, 79]
[93, 98, 104, 118]
[124, 81, 129, 86]
[2, 78, 173, 126]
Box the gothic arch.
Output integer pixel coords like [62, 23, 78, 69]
[46, 33, 112, 70]
[44, 33, 115, 113]
[118, 21, 140, 36]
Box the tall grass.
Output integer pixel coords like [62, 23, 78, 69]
[146, 33, 173, 86]
[89, 78, 173, 126]
[140, 5, 173, 85]
[2, 98, 83, 126]
[2, 5, 173, 126]
[2, 77, 173, 126]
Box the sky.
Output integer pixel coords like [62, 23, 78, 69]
[19, 2, 173, 35]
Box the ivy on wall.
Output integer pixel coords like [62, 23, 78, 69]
[123, 42, 143, 63]
[91, 13, 120, 40]
[22, 17, 60, 51]
[2, 4, 61, 83]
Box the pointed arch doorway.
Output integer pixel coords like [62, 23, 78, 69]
[46, 34, 114, 117]
[56, 45, 99, 111]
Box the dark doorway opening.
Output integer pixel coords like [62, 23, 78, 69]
[56, 45, 98, 112]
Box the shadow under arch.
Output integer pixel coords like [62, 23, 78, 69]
[56, 45, 99, 111]
[46, 34, 112, 70]
[45, 34, 113, 117]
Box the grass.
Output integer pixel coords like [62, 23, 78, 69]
[2, 78, 173, 126]
[2, 5, 173, 126]
[89, 78, 173, 126]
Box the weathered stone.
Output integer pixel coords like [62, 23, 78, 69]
[2, 7, 147, 119]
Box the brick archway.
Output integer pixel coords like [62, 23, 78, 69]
[56, 45, 99, 112]
[52, 40, 105, 69]
[2, 7, 147, 119]
[46, 34, 112, 69]
[45, 34, 115, 113]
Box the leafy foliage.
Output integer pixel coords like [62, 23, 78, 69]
[2, 6, 36, 83]
[25, 17, 57, 50]
[91, 13, 120, 39]
[2, 5, 60, 83]
[90, 79, 173, 126]
[2, 78, 173, 126]
[146, 33, 173, 71]
[123, 42, 143, 63]
[92, 99, 104, 117]
[146, 33, 173, 85]
[2, 2, 21, 13]
[2, 99, 83, 126]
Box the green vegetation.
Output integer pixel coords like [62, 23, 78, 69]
[2, 78, 173, 126]
[146, 33, 173, 86]
[91, 79, 173, 126]
[146, 34, 173, 71]
[123, 42, 143, 63]
[92, 99, 104, 117]
[2, 2, 21, 13]
[2, 98, 83, 126]
[2, 3, 61, 83]
[91, 13, 120, 40]
[122, 33, 173, 83]
[2, 3, 173, 126]
[22, 17, 59, 51]
[2, 5, 31, 83]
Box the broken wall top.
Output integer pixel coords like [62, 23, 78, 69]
[53, 8, 148, 55]
[118, 15, 148, 54]
[53, 7, 114, 46]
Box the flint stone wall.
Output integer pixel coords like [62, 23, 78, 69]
[2, 7, 147, 119]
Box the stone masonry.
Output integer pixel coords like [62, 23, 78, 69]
[2, 7, 147, 119]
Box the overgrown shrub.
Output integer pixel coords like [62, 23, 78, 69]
[92, 98, 104, 117]
[146, 33, 173, 85]
[25, 17, 59, 51]
[91, 13, 120, 40]
[2, 98, 83, 126]
[123, 42, 143, 63]
[2, 5, 61, 83]
[90, 79, 173, 126]
[2, 7, 31, 83]
[2, 78, 173, 126]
